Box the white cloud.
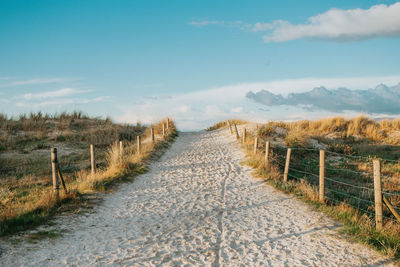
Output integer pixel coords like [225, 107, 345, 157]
[177, 105, 190, 113]
[204, 105, 224, 117]
[20, 88, 90, 100]
[10, 77, 78, 86]
[188, 20, 247, 29]
[231, 107, 243, 113]
[116, 75, 400, 131]
[14, 88, 108, 108]
[252, 22, 277, 32]
[254, 2, 400, 42]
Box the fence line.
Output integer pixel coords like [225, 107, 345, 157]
[0, 119, 174, 205]
[228, 124, 400, 229]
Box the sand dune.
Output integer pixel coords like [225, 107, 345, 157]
[0, 129, 394, 266]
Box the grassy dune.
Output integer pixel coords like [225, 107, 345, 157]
[210, 116, 400, 259]
[0, 112, 177, 236]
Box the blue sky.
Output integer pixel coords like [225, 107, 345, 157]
[1, 0, 400, 130]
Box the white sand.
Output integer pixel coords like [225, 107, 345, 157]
[0, 129, 394, 266]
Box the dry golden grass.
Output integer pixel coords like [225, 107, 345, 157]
[265, 115, 400, 145]
[296, 180, 319, 201]
[284, 126, 310, 147]
[0, 117, 176, 236]
[0, 111, 143, 152]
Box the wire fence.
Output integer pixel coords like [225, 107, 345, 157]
[270, 143, 400, 226]
[226, 121, 400, 229]
[0, 141, 119, 185]
[0, 119, 173, 192]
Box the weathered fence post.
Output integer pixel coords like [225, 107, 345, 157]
[90, 144, 96, 176]
[151, 127, 155, 143]
[228, 120, 233, 134]
[265, 141, 270, 167]
[242, 128, 246, 143]
[234, 124, 240, 140]
[166, 118, 169, 130]
[162, 123, 166, 138]
[319, 150, 325, 202]
[51, 148, 59, 194]
[253, 137, 258, 154]
[283, 148, 292, 182]
[137, 136, 141, 154]
[373, 159, 383, 230]
[383, 195, 400, 222]
[119, 141, 124, 158]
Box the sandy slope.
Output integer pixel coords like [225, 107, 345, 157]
[0, 129, 394, 266]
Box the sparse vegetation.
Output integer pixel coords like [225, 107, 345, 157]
[206, 119, 246, 131]
[262, 115, 400, 146]
[0, 112, 177, 236]
[212, 116, 400, 260]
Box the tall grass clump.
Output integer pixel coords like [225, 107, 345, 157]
[273, 115, 400, 145]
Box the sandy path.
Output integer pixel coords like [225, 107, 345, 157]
[0, 129, 394, 266]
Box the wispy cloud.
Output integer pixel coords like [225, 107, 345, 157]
[9, 77, 78, 86]
[20, 88, 91, 100]
[188, 20, 247, 29]
[13, 87, 109, 108]
[191, 3, 400, 43]
[253, 2, 400, 42]
[252, 22, 276, 32]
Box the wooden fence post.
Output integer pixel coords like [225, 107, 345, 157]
[137, 136, 141, 154]
[162, 123, 166, 138]
[283, 148, 292, 182]
[51, 148, 59, 194]
[119, 141, 123, 157]
[228, 120, 233, 134]
[253, 137, 258, 155]
[265, 141, 270, 167]
[151, 127, 155, 143]
[373, 159, 383, 230]
[319, 150, 325, 202]
[383, 195, 400, 222]
[242, 128, 246, 143]
[166, 118, 169, 130]
[234, 124, 240, 140]
[90, 144, 96, 176]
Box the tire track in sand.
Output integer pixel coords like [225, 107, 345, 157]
[210, 131, 229, 267]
